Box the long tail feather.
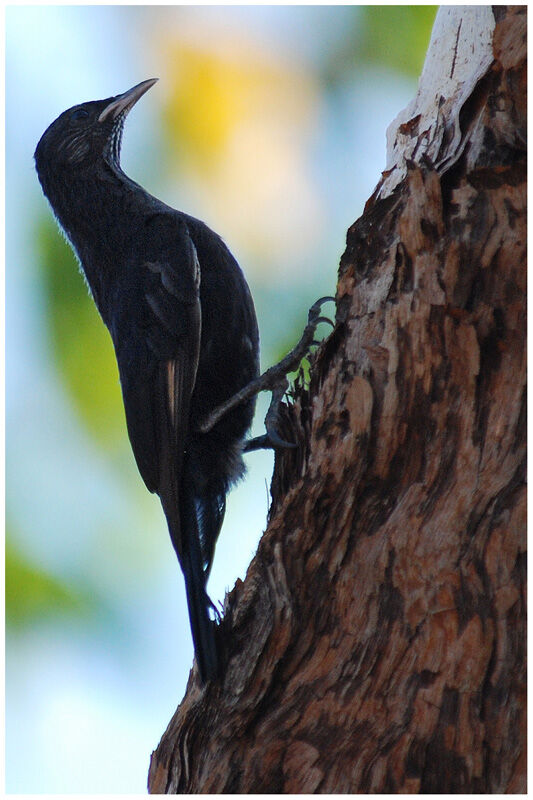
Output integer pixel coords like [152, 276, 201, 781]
[178, 478, 219, 684]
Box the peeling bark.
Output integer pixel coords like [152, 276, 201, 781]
[149, 6, 526, 793]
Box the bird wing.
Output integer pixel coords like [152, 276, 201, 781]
[113, 218, 201, 503]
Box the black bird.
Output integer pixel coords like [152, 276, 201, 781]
[35, 79, 260, 683]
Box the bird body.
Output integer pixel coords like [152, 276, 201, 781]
[35, 80, 259, 682]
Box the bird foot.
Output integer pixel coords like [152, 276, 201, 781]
[243, 377, 297, 451]
[198, 296, 335, 445]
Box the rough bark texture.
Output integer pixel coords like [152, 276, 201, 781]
[149, 6, 526, 793]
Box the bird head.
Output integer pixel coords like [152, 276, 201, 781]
[35, 78, 158, 176]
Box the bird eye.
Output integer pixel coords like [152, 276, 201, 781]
[71, 109, 89, 121]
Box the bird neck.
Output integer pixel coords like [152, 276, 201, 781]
[46, 161, 134, 237]
[43, 160, 153, 308]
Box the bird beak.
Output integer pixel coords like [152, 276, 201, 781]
[98, 78, 158, 123]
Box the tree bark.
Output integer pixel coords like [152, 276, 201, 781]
[149, 6, 526, 793]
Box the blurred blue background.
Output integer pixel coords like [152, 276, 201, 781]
[6, 5, 436, 793]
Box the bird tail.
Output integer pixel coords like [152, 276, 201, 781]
[176, 481, 219, 684]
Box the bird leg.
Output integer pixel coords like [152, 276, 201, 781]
[197, 296, 335, 447]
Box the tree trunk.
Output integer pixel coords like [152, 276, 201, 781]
[149, 6, 526, 793]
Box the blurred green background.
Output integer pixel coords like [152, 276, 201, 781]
[6, 5, 437, 793]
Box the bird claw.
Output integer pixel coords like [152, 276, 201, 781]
[263, 377, 297, 449]
[263, 427, 297, 450]
[314, 315, 335, 328]
[198, 294, 336, 438]
[251, 298, 336, 449]
[307, 296, 335, 322]
[311, 295, 336, 308]
[305, 297, 335, 343]
[243, 376, 297, 451]
[244, 431, 297, 452]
